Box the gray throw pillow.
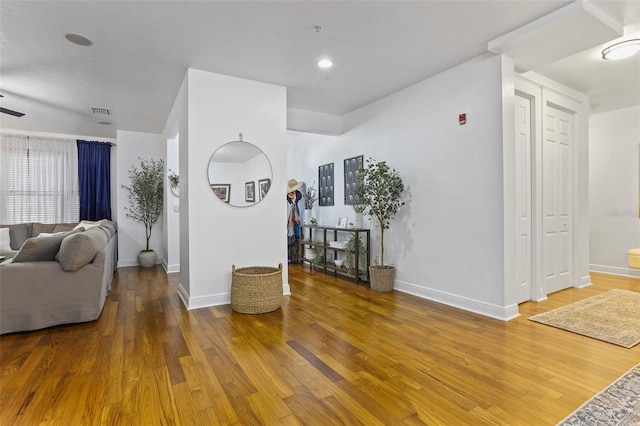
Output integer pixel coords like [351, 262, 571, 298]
[12, 229, 81, 263]
[0, 223, 31, 249]
[56, 227, 108, 271]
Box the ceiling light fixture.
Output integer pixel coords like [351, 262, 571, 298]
[601, 39, 640, 60]
[65, 33, 93, 47]
[318, 59, 333, 68]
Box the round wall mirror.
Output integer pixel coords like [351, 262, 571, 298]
[207, 140, 272, 207]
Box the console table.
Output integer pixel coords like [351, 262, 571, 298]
[300, 225, 370, 284]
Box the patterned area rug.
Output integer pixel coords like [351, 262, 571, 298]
[529, 289, 640, 348]
[558, 364, 640, 425]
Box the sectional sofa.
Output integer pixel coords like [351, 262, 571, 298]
[0, 220, 117, 334]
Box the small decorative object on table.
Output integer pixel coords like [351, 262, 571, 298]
[231, 264, 283, 314]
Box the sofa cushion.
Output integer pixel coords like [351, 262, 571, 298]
[73, 219, 108, 231]
[56, 227, 108, 272]
[98, 221, 117, 238]
[0, 228, 10, 251]
[32, 222, 78, 237]
[12, 229, 81, 263]
[0, 223, 31, 250]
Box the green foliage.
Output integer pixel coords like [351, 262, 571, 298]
[355, 158, 404, 267]
[312, 252, 325, 268]
[345, 234, 368, 280]
[122, 158, 164, 251]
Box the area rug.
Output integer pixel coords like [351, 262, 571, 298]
[528, 289, 640, 348]
[557, 363, 640, 425]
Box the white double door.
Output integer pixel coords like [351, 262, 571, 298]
[542, 106, 573, 294]
[515, 95, 573, 303]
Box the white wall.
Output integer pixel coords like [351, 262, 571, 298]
[589, 105, 640, 277]
[163, 75, 190, 293]
[116, 130, 165, 267]
[164, 130, 180, 273]
[179, 69, 288, 309]
[288, 54, 512, 319]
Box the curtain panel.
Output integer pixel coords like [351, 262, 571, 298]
[0, 134, 79, 224]
[77, 140, 112, 221]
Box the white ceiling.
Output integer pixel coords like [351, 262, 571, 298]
[1, 0, 638, 139]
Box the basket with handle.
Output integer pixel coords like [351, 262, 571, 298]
[231, 263, 283, 314]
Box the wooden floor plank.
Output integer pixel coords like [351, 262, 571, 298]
[0, 266, 638, 425]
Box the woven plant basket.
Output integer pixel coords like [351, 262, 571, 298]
[231, 264, 283, 314]
[369, 265, 395, 292]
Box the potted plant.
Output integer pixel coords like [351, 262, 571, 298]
[122, 157, 164, 267]
[351, 204, 366, 229]
[303, 182, 318, 224]
[344, 233, 368, 281]
[356, 158, 405, 292]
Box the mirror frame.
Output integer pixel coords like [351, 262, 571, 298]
[207, 140, 272, 207]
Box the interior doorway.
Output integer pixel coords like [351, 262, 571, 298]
[515, 76, 584, 303]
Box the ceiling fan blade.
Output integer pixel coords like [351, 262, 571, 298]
[0, 107, 25, 117]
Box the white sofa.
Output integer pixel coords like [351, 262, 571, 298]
[0, 220, 117, 334]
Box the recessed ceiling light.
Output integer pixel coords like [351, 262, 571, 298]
[65, 33, 93, 47]
[602, 39, 640, 60]
[318, 59, 333, 68]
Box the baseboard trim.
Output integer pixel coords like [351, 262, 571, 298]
[161, 260, 179, 274]
[394, 280, 520, 321]
[117, 259, 161, 268]
[177, 283, 292, 310]
[589, 264, 640, 278]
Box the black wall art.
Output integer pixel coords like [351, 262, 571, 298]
[318, 163, 334, 206]
[344, 155, 363, 205]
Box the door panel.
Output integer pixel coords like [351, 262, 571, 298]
[515, 95, 532, 303]
[542, 105, 573, 294]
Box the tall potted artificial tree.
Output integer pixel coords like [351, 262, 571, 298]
[122, 157, 164, 268]
[356, 157, 405, 292]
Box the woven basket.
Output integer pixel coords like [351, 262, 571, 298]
[369, 265, 395, 292]
[231, 264, 283, 314]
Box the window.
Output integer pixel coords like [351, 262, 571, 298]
[0, 134, 79, 224]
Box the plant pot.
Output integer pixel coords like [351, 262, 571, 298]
[138, 250, 157, 268]
[355, 212, 363, 228]
[369, 265, 395, 292]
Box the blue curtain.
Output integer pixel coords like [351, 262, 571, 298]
[77, 140, 111, 220]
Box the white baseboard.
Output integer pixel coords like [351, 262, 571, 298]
[177, 283, 292, 310]
[589, 264, 640, 278]
[161, 259, 179, 274]
[394, 279, 520, 321]
[117, 258, 161, 268]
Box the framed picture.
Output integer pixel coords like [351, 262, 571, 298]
[245, 181, 255, 202]
[210, 184, 230, 203]
[258, 178, 271, 200]
[336, 217, 348, 228]
[344, 155, 363, 205]
[318, 162, 334, 206]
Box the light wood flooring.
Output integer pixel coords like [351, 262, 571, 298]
[1, 266, 639, 425]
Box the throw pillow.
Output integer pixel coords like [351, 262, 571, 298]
[37, 232, 64, 238]
[12, 229, 81, 263]
[0, 228, 10, 251]
[56, 227, 108, 272]
[73, 219, 107, 231]
[0, 223, 30, 249]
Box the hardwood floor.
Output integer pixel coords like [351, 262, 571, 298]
[1, 267, 638, 425]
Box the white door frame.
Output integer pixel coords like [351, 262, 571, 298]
[515, 73, 591, 302]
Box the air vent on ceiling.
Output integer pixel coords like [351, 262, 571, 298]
[90, 106, 111, 116]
